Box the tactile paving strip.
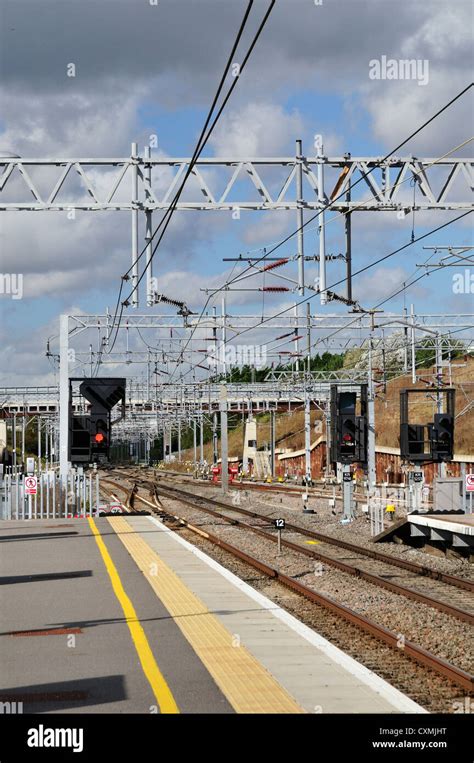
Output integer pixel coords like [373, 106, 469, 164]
[108, 516, 303, 714]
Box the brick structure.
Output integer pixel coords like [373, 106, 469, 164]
[276, 437, 473, 484]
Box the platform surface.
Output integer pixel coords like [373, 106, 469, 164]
[408, 513, 474, 536]
[0, 516, 424, 714]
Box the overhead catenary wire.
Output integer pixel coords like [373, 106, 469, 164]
[125, 1, 276, 294]
[250, 264, 474, 381]
[100, 84, 473, 382]
[209, 88, 474, 294]
[236, 219, 473, 371]
[168, 86, 473, 379]
[171, 209, 472, 385]
[215, 136, 474, 292]
[104, 0, 256, 354]
[103, 1, 276, 360]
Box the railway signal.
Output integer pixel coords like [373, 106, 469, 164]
[70, 415, 92, 464]
[69, 378, 126, 466]
[339, 413, 357, 460]
[400, 389, 455, 463]
[431, 413, 454, 461]
[405, 424, 425, 456]
[330, 387, 368, 466]
[329, 385, 368, 522]
[91, 418, 109, 460]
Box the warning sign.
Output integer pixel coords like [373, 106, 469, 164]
[25, 476, 37, 495]
[466, 474, 474, 493]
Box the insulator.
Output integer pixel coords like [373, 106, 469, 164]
[262, 258, 289, 272]
[156, 294, 185, 308]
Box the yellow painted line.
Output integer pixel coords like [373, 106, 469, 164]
[88, 517, 179, 714]
[109, 516, 304, 714]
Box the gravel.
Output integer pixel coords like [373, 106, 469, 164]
[164, 516, 473, 714]
[152, 487, 474, 675]
[172, 478, 474, 582]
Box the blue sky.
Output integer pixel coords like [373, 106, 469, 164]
[0, 0, 472, 384]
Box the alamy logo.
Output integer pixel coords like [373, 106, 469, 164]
[452, 269, 474, 294]
[27, 725, 84, 753]
[0, 273, 23, 300]
[369, 55, 429, 86]
[207, 343, 267, 370]
[0, 700, 23, 714]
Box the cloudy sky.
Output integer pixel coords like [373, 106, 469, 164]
[0, 0, 472, 387]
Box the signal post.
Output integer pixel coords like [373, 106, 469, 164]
[330, 384, 368, 521]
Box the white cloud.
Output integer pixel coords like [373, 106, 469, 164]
[1, 0, 471, 386]
[353, 265, 428, 306]
[210, 102, 305, 156]
[361, 73, 472, 157]
[156, 267, 265, 310]
[0, 86, 145, 157]
[241, 211, 293, 246]
[358, 2, 473, 156]
[400, 6, 472, 61]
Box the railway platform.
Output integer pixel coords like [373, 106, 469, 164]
[408, 513, 474, 557]
[0, 516, 424, 714]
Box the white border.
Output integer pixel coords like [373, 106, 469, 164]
[145, 515, 427, 713]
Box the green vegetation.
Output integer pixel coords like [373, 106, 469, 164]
[222, 351, 345, 383]
[415, 336, 468, 370]
[152, 351, 345, 457]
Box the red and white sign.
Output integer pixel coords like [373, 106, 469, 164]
[466, 474, 474, 493]
[25, 476, 37, 495]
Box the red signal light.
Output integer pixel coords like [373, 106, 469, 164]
[342, 433, 353, 443]
[94, 433, 105, 443]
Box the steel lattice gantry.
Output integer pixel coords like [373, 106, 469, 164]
[1, 152, 471, 212]
[4, 141, 471, 477]
[52, 310, 474, 480]
[63, 311, 474, 332]
[2, 144, 472, 306]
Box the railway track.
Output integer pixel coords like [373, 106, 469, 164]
[104, 469, 474, 701]
[152, 467, 435, 510]
[149, 483, 474, 625]
[118, 482, 473, 705]
[100, 478, 142, 513]
[109, 471, 473, 689]
[100, 478, 131, 509]
[114, 470, 473, 593]
[155, 468, 369, 504]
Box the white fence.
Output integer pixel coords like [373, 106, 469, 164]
[0, 469, 100, 520]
